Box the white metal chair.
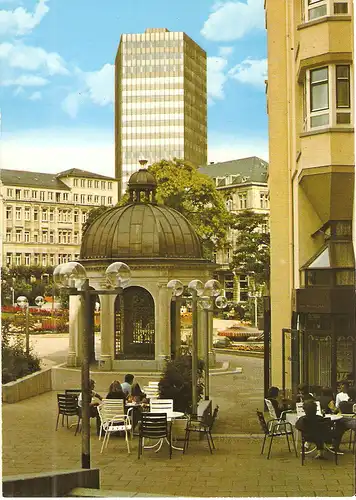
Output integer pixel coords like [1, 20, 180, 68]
[148, 381, 160, 389]
[97, 399, 132, 454]
[150, 398, 174, 414]
[143, 386, 160, 399]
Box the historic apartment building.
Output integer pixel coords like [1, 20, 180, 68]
[0, 168, 118, 269]
[200, 156, 269, 304]
[115, 28, 207, 197]
[266, 0, 355, 392]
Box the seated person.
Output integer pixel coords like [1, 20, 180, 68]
[316, 387, 335, 414]
[295, 401, 343, 459]
[121, 373, 135, 397]
[106, 380, 126, 400]
[267, 386, 288, 418]
[78, 378, 102, 435]
[296, 383, 315, 403]
[335, 381, 350, 409]
[131, 382, 146, 403]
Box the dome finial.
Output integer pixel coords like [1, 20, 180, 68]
[127, 164, 157, 204]
[139, 159, 148, 167]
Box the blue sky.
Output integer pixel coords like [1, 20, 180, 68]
[0, 0, 267, 177]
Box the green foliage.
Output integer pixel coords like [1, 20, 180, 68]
[148, 159, 231, 256]
[82, 205, 112, 234]
[1, 317, 41, 384]
[158, 355, 204, 413]
[1, 266, 57, 306]
[230, 210, 270, 287]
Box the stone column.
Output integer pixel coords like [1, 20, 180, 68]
[99, 294, 114, 370]
[67, 294, 82, 366]
[155, 284, 171, 366]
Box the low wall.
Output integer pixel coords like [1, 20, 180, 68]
[3, 468, 100, 497]
[2, 368, 52, 404]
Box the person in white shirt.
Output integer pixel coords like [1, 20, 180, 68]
[335, 381, 350, 409]
[121, 374, 134, 396]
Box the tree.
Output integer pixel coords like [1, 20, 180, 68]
[230, 210, 270, 288]
[148, 159, 231, 257]
[1, 266, 57, 306]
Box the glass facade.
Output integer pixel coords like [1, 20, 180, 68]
[115, 28, 207, 196]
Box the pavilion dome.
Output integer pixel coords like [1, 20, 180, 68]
[80, 168, 203, 261]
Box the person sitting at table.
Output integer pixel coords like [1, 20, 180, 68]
[296, 383, 315, 403]
[335, 381, 350, 409]
[121, 373, 135, 397]
[267, 386, 289, 418]
[106, 380, 126, 400]
[131, 382, 146, 403]
[78, 378, 102, 436]
[316, 387, 336, 414]
[295, 401, 343, 459]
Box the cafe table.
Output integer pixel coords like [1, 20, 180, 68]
[142, 410, 186, 452]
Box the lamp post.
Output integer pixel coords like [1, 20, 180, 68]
[17, 295, 44, 356]
[53, 260, 131, 469]
[248, 289, 262, 328]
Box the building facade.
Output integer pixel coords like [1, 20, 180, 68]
[0, 168, 118, 268]
[200, 157, 269, 304]
[265, 0, 355, 392]
[115, 28, 207, 197]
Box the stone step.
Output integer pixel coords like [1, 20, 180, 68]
[69, 487, 171, 497]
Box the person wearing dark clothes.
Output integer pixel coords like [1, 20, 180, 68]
[267, 386, 283, 418]
[78, 378, 102, 436]
[131, 382, 146, 402]
[295, 401, 343, 459]
[296, 383, 315, 403]
[316, 387, 335, 414]
[106, 380, 126, 400]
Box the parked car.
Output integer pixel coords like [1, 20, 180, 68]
[213, 337, 231, 348]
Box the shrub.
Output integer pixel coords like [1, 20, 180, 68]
[158, 355, 204, 414]
[1, 317, 41, 383]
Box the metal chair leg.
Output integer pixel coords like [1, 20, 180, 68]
[285, 431, 291, 452]
[261, 434, 267, 455]
[205, 430, 213, 454]
[290, 431, 298, 457]
[267, 433, 274, 459]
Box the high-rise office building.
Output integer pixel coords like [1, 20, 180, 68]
[115, 28, 207, 197]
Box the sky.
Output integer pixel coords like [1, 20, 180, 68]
[0, 0, 268, 177]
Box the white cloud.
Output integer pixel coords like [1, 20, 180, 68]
[61, 92, 83, 119]
[207, 56, 228, 102]
[29, 90, 41, 100]
[218, 46, 234, 57]
[0, 0, 49, 36]
[0, 42, 68, 75]
[2, 74, 49, 86]
[201, 0, 264, 41]
[1, 128, 115, 178]
[85, 63, 114, 106]
[228, 58, 267, 89]
[209, 132, 269, 163]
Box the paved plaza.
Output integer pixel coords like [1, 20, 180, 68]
[3, 349, 356, 497]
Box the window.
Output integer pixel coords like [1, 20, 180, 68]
[42, 209, 48, 222]
[49, 209, 54, 222]
[48, 191, 53, 201]
[34, 254, 39, 266]
[50, 254, 55, 266]
[94, 180, 99, 188]
[108, 196, 113, 205]
[225, 199, 233, 211]
[24, 189, 30, 198]
[73, 179, 78, 187]
[238, 193, 247, 209]
[6, 207, 12, 220]
[74, 194, 78, 203]
[42, 254, 48, 266]
[15, 254, 21, 266]
[6, 253, 12, 266]
[49, 231, 54, 243]
[260, 193, 269, 209]
[88, 180, 93, 188]
[7, 188, 13, 197]
[6, 230, 11, 242]
[34, 209, 39, 221]
[305, 64, 352, 130]
[74, 210, 79, 223]
[25, 254, 31, 266]
[101, 196, 106, 205]
[16, 230, 22, 242]
[81, 179, 86, 188]
[32, 190, 37, 199]
[108, 182, 113, 190]
[56, 192, 61, 202]
[88, 195, 93, 203]
[81, 194, 85, 203]
[63, 193, 69, 202]
[24, 231, 30, 242]
[74, 232, 79, 244]
[304, 0, 349, 21]
[24, 207, 30, 220]
[94, 195, 99, 203]
[82, 212, 87, 223]
[40, 191, 45, 201]
[15, 208, 22, 220]
[33, 233, 38, 243]
[101, 181, 106, 189]
[42, 230, 48, 243]
[15, 189, 21, 200]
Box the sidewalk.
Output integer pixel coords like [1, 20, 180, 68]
[3, 390, 355, 497]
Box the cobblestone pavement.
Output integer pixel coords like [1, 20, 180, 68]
[3, 390, 355, 497]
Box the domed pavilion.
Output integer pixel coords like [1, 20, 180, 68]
[67, 167, 216, 371]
